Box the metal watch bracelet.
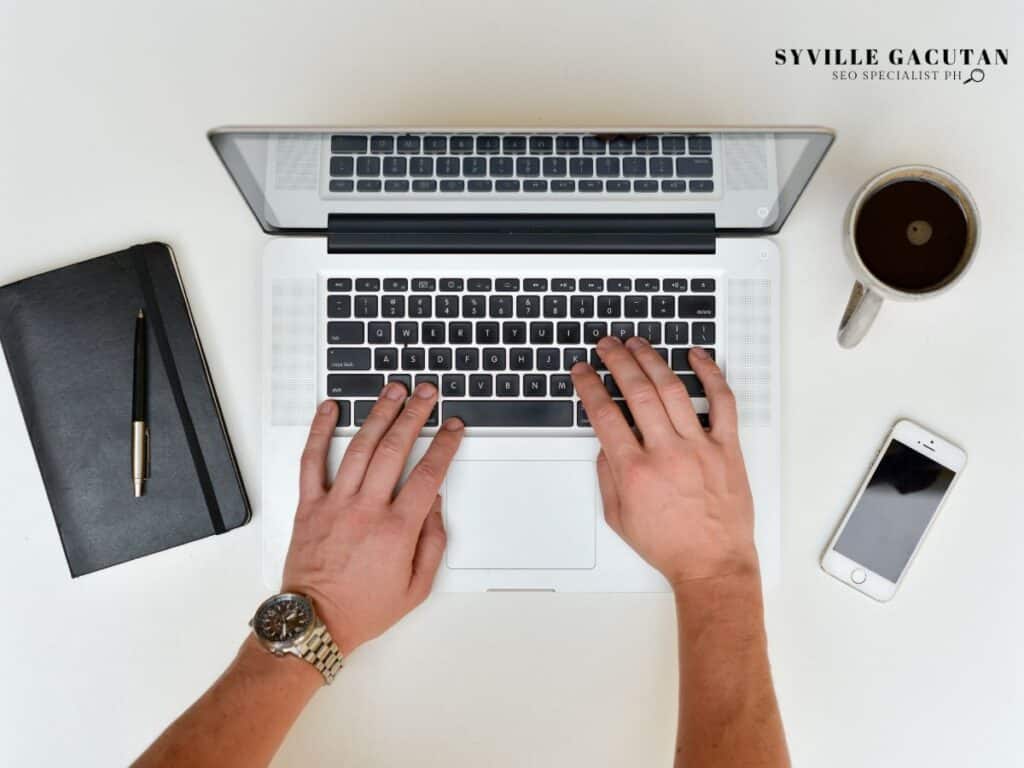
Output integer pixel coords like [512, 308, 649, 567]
[297, 623, 344, 684]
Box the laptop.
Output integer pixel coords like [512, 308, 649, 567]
[210, 126, 833, 591]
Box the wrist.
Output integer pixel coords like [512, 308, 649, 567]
[672, 564, 764, 633]
[236, 634, 325, 695]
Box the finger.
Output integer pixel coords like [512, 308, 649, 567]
[359, 382, 439, 499]
[299, 400, 340, 500]
[689, 347, 738, 441]
[623, 337, 704, 439]
[571, 361, 641, 467]
[409, 496, 447, 603]
[594, 336, 676, 443]
[395, 418, 465, 519]
[332, 382, 407, 496]
[596, 450, 623, 537]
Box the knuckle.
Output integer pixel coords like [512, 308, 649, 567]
[626, 384, 660, 407]
[376, 433, 407, 460]
[662, 378, 690, 400]
[592, 402, 624, 424]
[411, 460, 443, 487]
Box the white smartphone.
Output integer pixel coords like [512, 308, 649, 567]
[820, 419, 966, 602]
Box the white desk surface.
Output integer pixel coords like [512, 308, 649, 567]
[2, 1, 1021, 765]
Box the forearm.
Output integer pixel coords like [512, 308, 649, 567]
[133, 636, 322, 768]
[673, 567, 789, 768]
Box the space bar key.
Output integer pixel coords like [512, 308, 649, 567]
[442, 401, 574, 427]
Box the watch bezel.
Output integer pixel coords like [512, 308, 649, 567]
[250, 592, 318, 654]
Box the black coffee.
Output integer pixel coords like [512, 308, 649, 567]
[854, 179, 969, 292]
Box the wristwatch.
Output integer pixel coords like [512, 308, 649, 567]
[249, 592, 344, 684]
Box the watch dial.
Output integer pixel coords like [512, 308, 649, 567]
[256, 596, 313, 643]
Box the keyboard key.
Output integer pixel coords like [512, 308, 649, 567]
[354, 295, 378, 317]
[661, 180, 688, 193]
[462, 295, 486, 318]
[503, 322, 527, 344]
[524, 179, 548, 192]
[409, 296, 431, 318]
[495, 278, 520, 291]
[652, 296, 675, 318]
[557, 322, 581, 344]
[387, 374, 412, 393]
[636, 278, 659, 292]
[436, 157, 460, 176]
[606, 180, 630, 192]
[383, 278, 408, 291]
[624, 295, 648, 318]
[442, 374, 466, 397]
[331, 135, 367, 153]
[570, 157, 594, 177]
[330, 156, 354, 176]
[509, 348, 533, 370]
[367, 322, 391, 343]
[579, 180, 602, 192]
[469, 374, 493, 397]
[552, 278, 576, 292]
[542, 157, 567, 176]
[550, 374, 573, 397]
[443, 400, 573, 427]
[607, 278, 631, 291]
[413, 179, 437, 192]
[401, 348, 426, 370]
[516, 157, 540, 176]
[489, 295, 513, 318]
[410, 157, 434, 176]
[529, 136, 553, 154]
[676, 157, 713, 177]
[653, 346, 668, 363]
[524, 374, 546, 397]
[328, 348, 370, 370]
[354, 400, 375, 426]
[440, 180, 465, 192]
[331, 400, 352, 427]
[603, 374, 622, 396]
[411, 278, 436, 291]
[678, 374, 705, 396]
[524, 278, 548, 291]
[328, 295, 352, 318]
[440, 278, 464, 291]
[370, 135, 394, 154]
[662, 278, 687, 292]
[589, 349, 606, 371]
[692, 322, 716, 345]
[468, 180, 493, 192]
[635, 136, 659, 155]
[543, 295, 567, 317]
[690, 180, 714, 193]
[608, 137, 633, 154]
[556, 136, 580, 154]
[450, 136, 474, 153]
[424, 136, 447, 154]
[476, 322, 499, 344]
[496, 179, 520, 192]
[463, 157, 487, 176]
[530, 322, 554, 344]
[689, 135, 712, 154]
[551, 179, 575, 192]
[582, 136, 607, 154]
[611, 322, 634, 341]
[468, 278, 492, 291]
[375, 347, 399, 370]
[449, 322, 472, 344]
[430, 348, 453, 371]
[597, 296, 621, 317]
[671, 347, 715, 371]
[536, 347, 560, 370]
[476, 136, 500, 154]
[577, 401, 634, 428]
[622, 157, 647, 177]
[634, 180, 658, 192]
[497, 374, 519, 396]
[397, 135, 421, 154]
[357, 157, 380, 176]
[637, 322, 661, 344]
[596, 157, 620, 177]
[649, 157, 673, 177]
[662, 135, 687, 154]
[357, 180, 382, 192]
[423, 322, 445, 344]
[327, 373, 384, 397]
[326, 277, 352, 295]
[571, 295, 594, 317]
[490, 157, 513, 176]
[455, 347, 479, 370]
[563, 348, 586, 369]
[482, 348, 506, 370]
[692, 278, 716, 292]
[678, 296, 716, 318]
[516, 295, 541, 317]
[665, 322, 689, 344]
[329, 179, 355, 192]
[396, 322, 418, 344]
[503, 136, 527, 153]
[435, 295, 459, 317]
[415, 373, 439, 390]
[381, 295, 405, 317]
[583, 322, 608, 343]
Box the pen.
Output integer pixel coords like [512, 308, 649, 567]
[132, 309, 149, 497]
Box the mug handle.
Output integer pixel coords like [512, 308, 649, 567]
[837, 281, 884, 348]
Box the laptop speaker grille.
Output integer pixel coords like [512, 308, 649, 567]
[727, 278, 772, 427]
[270, 277, 317, 425]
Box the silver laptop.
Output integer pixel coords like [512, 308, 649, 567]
[210, 126, 833, 592]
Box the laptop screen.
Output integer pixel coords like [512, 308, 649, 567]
[209, 128, 833, 236]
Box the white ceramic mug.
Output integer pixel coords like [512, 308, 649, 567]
[837, 165, 980, 349]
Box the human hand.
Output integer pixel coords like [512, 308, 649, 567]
[282, 383, 464, 655]
[571, 337, 757, 588]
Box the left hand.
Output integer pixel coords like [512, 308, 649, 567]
[282, 382, 464, 656]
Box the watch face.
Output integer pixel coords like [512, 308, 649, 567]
[254, 594, 314, 644]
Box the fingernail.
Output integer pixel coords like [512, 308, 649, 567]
[444, 417, 464, 431]
[319, 400, 335, 414]
[571, 361, 591, 375]
[385, 383, 406, 400]
[691, 346, 709, 360]
[597, 336, 617, 350]
[624, 336, 647, 350]
[414, 382, 436, 399]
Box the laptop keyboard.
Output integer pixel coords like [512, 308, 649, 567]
[326, 133, 715, 195]
[323, 276, 718, 431]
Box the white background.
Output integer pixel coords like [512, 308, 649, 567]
[1, 1, 1022, 765]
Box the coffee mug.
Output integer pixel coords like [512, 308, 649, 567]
[837, 165, 980, 348]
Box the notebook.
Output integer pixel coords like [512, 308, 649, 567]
[0, 242, 250, 576]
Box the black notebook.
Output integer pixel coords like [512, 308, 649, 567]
[0, 243, 250, 576]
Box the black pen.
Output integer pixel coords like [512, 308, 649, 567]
[132, 309, 149, 497]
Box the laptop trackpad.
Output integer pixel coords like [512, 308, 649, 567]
[444, 460, 596, 570]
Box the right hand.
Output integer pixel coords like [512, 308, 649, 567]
[571, 336, 758, 588]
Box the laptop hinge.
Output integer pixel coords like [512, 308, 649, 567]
[326, 214, 716, 254]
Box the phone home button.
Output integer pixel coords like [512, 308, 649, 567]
[850, 568, 867, 585]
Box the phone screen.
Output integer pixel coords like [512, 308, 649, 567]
[834, 439, 956, 583]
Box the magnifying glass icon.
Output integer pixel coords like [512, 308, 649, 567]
[964, 68, 985, 85]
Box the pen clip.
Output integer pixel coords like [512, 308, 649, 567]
[145, 426, 151, 478]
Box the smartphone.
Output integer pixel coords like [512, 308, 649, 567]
[821, 419, 966, 602]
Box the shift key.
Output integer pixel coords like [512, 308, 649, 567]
[328, 373, 384, 396]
